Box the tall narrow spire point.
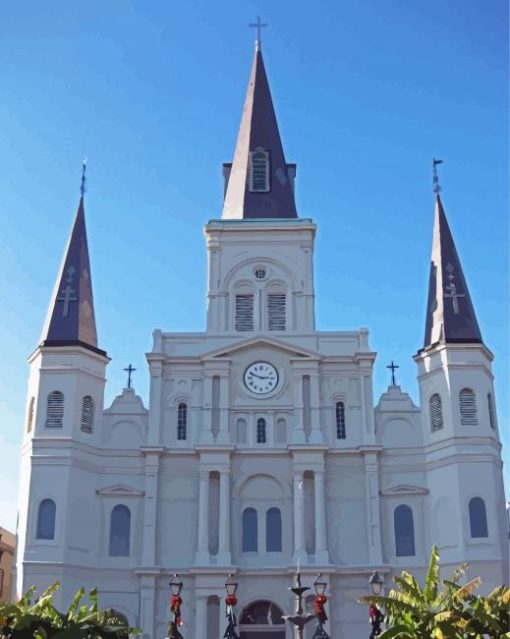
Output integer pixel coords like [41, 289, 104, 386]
[80, 159, 87, 197]
[422, 190, 482, 350]
[222, 43, 298, 219]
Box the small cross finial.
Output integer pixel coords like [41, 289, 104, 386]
[433, 158, 443, 195]
[123, 364, 136, 389]
[80, 159, 87, 197]
[249, 16, 268, 49]
[387, 360, 399, 386]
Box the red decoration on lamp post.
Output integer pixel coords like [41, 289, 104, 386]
[167, 574, 184, 639]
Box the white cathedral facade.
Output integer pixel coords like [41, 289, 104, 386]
[15, 42, 508, 639]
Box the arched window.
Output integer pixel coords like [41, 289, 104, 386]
[45, 391, 64, 428]
[249, 148, 270, 192]
[469, 497, 488, 538]
[266, 507, 282, 552]
[335, 401, 346, 439]
[177, 402, 187, 440]
[394, 504, 415, 556]
[80, 395, 94, 433]
[242, 508, 257, 551]
[256, 418, 266, 444]
[276, 418, 287, 444]
[267, 293, 286, 331]
[487, 393, 496, 429]
[109, 505, 131, 556]
[234, 283, 255, 332]
[36, 499, 56, 540]
[429, 393, 443, 431]
[27, 397, 35, 433]
[459, 388, 478, 425]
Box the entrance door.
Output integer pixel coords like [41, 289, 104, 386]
[239, 601, 286, 639]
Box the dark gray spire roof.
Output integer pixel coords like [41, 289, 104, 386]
[222, 44, 298, 219]
[40, 196, 105, 355]
[423, 194, 482, 349]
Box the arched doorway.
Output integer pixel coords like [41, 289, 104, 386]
[239, 600, 286, 639]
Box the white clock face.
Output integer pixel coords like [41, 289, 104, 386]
[244, 362, 278, 395]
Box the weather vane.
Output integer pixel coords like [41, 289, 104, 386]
[249, 16, 268, 48]
[432, 158, 443, 195]
[80, 159, 87, 197]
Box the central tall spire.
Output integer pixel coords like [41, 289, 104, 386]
[221, 44, 298, 220]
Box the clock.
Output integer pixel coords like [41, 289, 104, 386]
[244, 362, 278, 395]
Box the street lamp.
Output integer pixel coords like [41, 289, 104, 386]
[311, 573, 330, 639]
[368, 571, 384, 639]
[167, 574, 184, 639]
[224, 574, 239, 639]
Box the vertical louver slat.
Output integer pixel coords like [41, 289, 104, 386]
[268, 294, 286, 331]
[80, 395, 94, 433]
[45, 391, 64, 428]
[459, 388, 478, 425]
[235, 294, 254, 331]
[429, 393, 443, 431]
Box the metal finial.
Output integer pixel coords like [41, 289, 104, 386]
[123, 364, 136, 389]
[386, 360, 399, 386]
[249, 16, 268, 48]
[433, 158, 443, 195]
[80, 159, 87, 197]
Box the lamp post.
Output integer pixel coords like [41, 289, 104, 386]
[368, 571, 384, 639]
[223, 574, 239, 639]
[311, 573, 330, 639]
[167, 574, 184, 639]
[282, 569, 315, 639]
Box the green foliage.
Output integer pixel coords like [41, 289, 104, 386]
[0, 583, 141, 639]
[358, 545, 510, 639]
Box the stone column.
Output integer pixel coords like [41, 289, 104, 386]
[147, 359, 163, 445]
[217, 375, 230, 444]
[196, 470, 210, 564]
[195, 595, 208, 639]
[139, 574, 157, 639]
[218, 469, 231, 564]
[314, 469, 329, 563]
[141, 449, 163, 566]
[292, 373, 306, 443]
[293, 470, 305, 559]
[364, 451, 383, 564]
[202, 375, 214, 443]
[309, 371, 323, 443]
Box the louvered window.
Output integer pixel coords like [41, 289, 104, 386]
[249, 149, 270, 192]
[45, 391, 64, 428]
[336, 401, 346, 439]
[268, 294, 286, 331]
[256, 418, 266, 444]
[459, 388, 478, 425]
[429, 393, 443, 431]
[235, 294, 254, 331]
[177, 402, 187, 440]
[80, 396, 94, 433]
[27, 397, 35, 433]
[487, 393, 496, 429]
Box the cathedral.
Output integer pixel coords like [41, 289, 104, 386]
[15, 39, 508, 639]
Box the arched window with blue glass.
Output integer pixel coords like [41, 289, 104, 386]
[36, 499, 56, 540]
[256, 418, 266, 444]
[394, 504, 415, 556]
[109, 505, 131, 556]
[469, 497, 488, 538]
[242, 507, 257, 552]
[266, 507, 282, 552]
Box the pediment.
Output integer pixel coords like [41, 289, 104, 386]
[202, 336, 321, 360]
[96, 484, 145, 497]
[380, 484, 428, 496]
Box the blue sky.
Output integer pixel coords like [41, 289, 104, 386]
[0, 1, 508, 531]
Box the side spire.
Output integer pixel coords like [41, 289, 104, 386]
[40, 166, 105, 355]
[222, 41, 298, 219]
[423, 183, 482, 349]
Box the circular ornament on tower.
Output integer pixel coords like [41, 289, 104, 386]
[244, 361, 278, 395]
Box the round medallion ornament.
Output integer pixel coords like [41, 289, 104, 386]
[243, 362, 278, 394]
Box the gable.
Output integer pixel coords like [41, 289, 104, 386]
[202, 336, 321, 361]
[95, 484, 145, 497]
[380, 484, 429, 496]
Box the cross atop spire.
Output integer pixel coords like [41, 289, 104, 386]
[249, 16, 268, 50]
[433, 158, 443, 195]
[80, 159, 87, 197]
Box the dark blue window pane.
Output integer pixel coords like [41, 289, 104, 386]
[36, 499, 56, 540]
[469, 497, 488, 538]
[266, 508, 282, 552]
[242, 508, 257, 551]
[109, 505, 131, 556]
[394, 505, 415, 556]
[256, 418, 266, 444]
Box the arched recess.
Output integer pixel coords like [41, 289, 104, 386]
[232, 281, 255, 332]
[265, 280, 287, 331]
[469, 497, 488, 538]
[240, 600, 285, 625]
